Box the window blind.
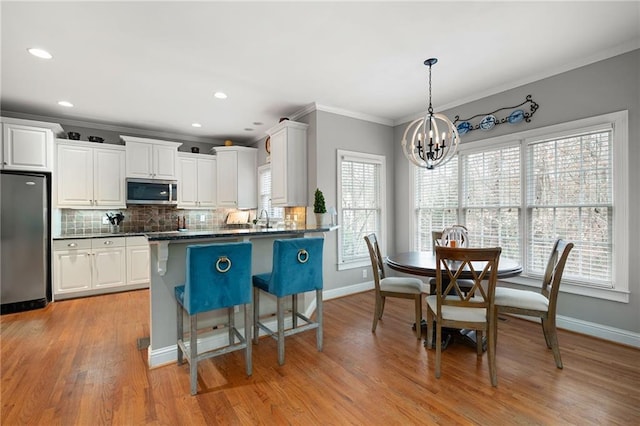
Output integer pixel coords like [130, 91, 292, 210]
[414, 157, 458, 251]
[526, 129, 612, 284]
[340, 158, 381, 263]
[462, 145, 521, 259]
[258, 166, 283, 220]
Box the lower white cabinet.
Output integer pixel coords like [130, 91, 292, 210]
[53, 236, 149, 300]
[126, 236, 150, 286]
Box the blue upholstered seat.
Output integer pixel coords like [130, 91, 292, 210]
[252, 237, 324, 365]
[175, 242, 253, 395]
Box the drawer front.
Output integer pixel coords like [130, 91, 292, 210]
[91, 237, 126, 249]
[53, 239, 91, 251]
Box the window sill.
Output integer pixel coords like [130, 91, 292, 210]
[499, 275, 629, 303]
[338, 259, 370, 271]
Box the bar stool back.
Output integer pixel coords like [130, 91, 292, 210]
[175, 242, 252, 395]
[252, 237, 324, 365]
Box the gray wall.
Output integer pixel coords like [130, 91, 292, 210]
[394, 49, 639, 333]
[302, 110, 395, 291]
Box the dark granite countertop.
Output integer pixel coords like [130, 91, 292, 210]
[53, 226, 338, 241]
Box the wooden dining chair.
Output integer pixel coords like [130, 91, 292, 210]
[426, 246, 502, 386]
[364, 233, 424, 339]
[494, 239, 574, 369]
[429, 227, 473, 296]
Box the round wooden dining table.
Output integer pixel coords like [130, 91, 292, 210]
[386, 251, 522, 279]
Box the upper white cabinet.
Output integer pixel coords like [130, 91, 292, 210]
[177, 152, 217, 208]
[121, 135, 182, 180]
[1, 117, 64, 172]
[266, 120, 309, 207]
[55, 140, 126, 208]
[214, 146, 257, 209]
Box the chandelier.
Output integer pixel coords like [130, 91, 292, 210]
[401, 58, 460, 169]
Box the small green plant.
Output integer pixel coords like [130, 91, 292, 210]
[313, 188, 327, 214]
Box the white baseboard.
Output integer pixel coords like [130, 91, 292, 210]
[149, 280, 638, 366]
[555, 314, 640, 348]
[505, 313, 640, 348]
[149, 315, 297, 368]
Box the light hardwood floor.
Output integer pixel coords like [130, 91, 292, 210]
[1, 289, 638, 425]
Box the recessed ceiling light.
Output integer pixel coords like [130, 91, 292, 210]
[253, 121, 263, 126]
[213, 92, 227, 99]
[191, 123, 202, 128]
[27, 48, 52, 59]
[244, 128, 254, 132]
[57, 101, 73, 107]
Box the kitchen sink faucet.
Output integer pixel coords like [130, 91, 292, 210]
[259, 209, 271, 228]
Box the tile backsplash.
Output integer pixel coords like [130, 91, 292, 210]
[59, 206, 230, 235]
[56, 206, 308, 235]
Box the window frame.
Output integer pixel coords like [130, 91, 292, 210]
[337, 149, 386, 270]
[409, 110, 629, 302]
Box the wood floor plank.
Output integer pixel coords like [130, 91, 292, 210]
[2, 289, 639, 425]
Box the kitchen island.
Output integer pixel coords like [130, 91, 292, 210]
[145, 226, 336, 367]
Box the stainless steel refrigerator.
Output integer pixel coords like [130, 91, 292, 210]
[1, 171, 51, 314]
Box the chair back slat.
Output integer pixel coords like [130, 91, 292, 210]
[542, 239, 574, 308]
[364, 234, 386, 289]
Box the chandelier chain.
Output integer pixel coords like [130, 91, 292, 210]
[427, 62, 433, 114]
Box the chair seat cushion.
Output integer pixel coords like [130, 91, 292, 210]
[380, 277, 423, 294]
[175, 285, 185, 307]
[494, 287, 549, 312]
[426, 295, 487, 323]
[252, 273, 271, 292]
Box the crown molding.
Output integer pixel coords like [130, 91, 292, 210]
[0, 110, 222, 144]
[395, 41, 640, 127]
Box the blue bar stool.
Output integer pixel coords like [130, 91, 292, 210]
[175, 242, 252, 395]
[252, 237, 324, 365]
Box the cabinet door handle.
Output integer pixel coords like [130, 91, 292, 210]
[68, 242, 77, 248]
[104, 240, 113, 245]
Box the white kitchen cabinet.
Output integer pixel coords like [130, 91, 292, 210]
[53, 237, 126, 298]
[1, 117, 64, 172]
[122, 135, 182, 180]
[91, 238, 127, 289]
[214, 146, 257, 209]
[126, 236, 150, 286]
[177, 152, 217, 208]
[55, 140, 125, 208]
[53, 239, 93, 294]
[54, 236, 148, 300]
[266, 120, 309, 206]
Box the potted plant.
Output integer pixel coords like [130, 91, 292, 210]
[313, 188, 327, 226]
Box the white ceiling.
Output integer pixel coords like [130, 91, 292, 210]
[2, 1, 639, 144]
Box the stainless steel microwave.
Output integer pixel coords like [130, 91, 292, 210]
[126, 178, 177, 205]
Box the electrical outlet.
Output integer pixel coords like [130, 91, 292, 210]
[102, 216, 109, 225]
[200, 214, 205, 222]
[362, 269, 367, 279]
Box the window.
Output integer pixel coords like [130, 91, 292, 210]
[463, 144, 521, 260]
[411, 111, 629, 302]
[414, 157, 458, 251]
[337, 150, 386, 269]
[257, 165, 283, 221]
